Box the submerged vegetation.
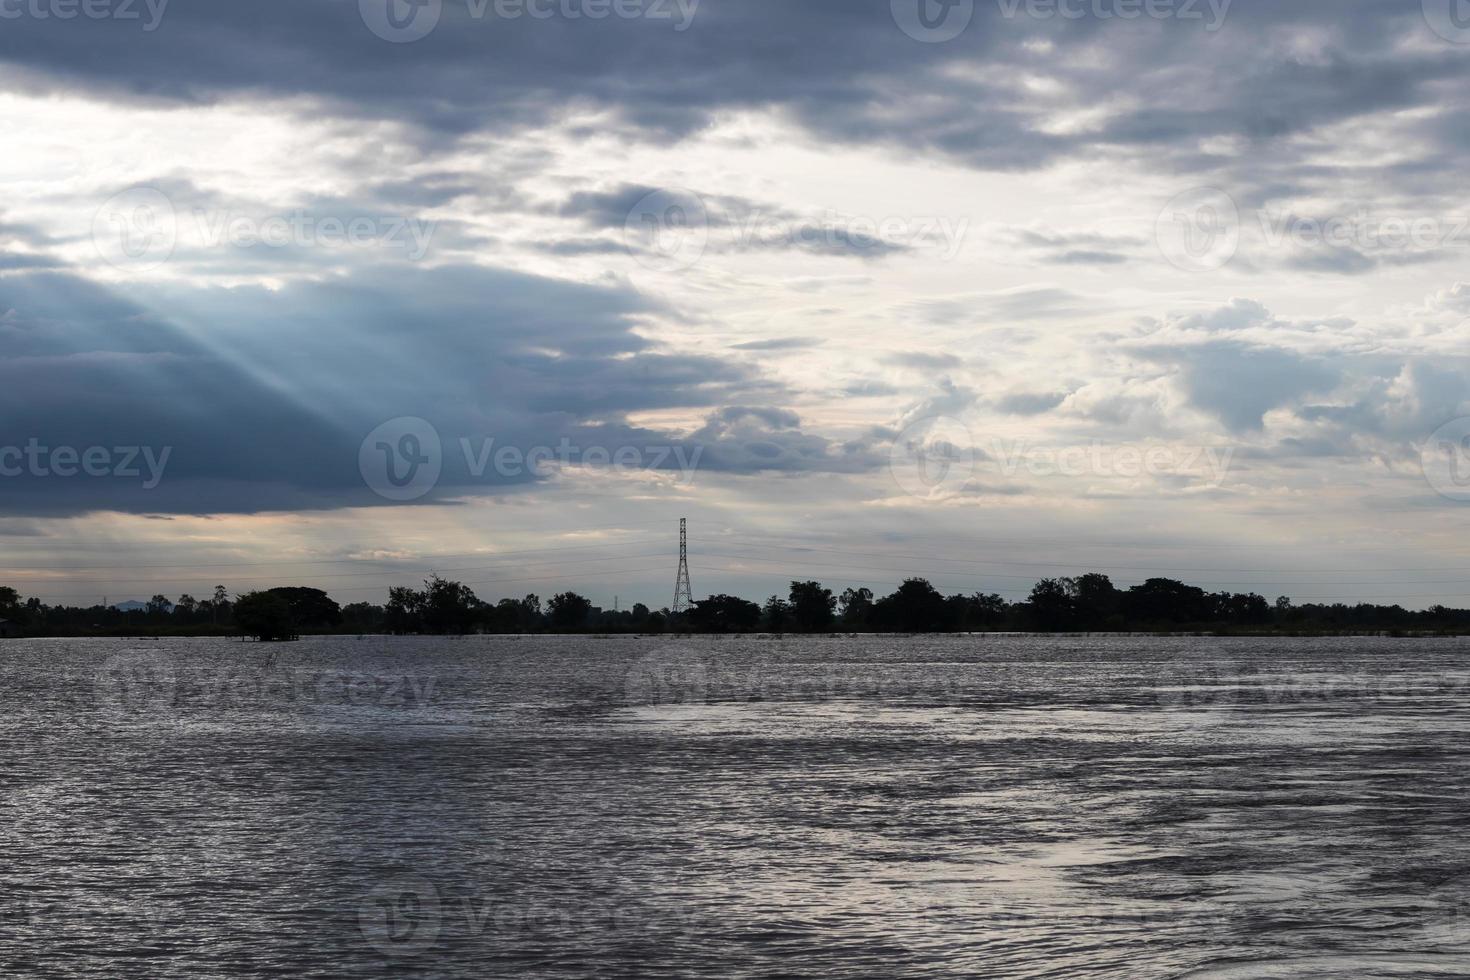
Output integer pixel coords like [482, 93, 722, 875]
[3, 575, 1469, 638]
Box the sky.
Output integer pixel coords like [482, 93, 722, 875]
[2, 0, 1470, 609]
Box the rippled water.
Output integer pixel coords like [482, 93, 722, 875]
[4, 634, 1470, 978]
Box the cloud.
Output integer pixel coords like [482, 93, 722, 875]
[908, 286, 1092, 326]
[887, 351, 964, 371]
[1, 0, 1458, 189]
[1138, 340, 1342, 433]
[731, 337, 824, 351]
[993, 390, 1070, 416]
[0, 264, 868, 516]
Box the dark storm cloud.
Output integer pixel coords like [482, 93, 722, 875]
[0, 265, 874, 516]
[2, 0, 1462, 183]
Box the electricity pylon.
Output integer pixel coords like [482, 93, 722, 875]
[672, 517, 693, 614]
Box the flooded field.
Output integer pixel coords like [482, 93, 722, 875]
[3, 634, 1470, 978]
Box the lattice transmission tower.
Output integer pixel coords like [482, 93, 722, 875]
[672, 517, 694, 614]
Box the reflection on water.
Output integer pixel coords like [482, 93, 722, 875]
[3, 634, 1470, 978]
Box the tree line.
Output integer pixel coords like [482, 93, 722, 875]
[4, 574, 1470, 638]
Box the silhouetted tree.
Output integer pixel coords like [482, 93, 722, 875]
[233, 591, 296, 641]
[967, 593, 1011, 630]
[762, 595, 793, 633]
[1123, 578, 1213, 625]
[385, 585, 424, 634]
[420, 575, 482, 634]
[690, 594, 762, 633]
[342, 602, 386, 633]
[1067, 573, 1120, 629]
[547, 592, 594, 631]
[871, 578, 949, 632]
[1027, 578, 1077, 631]
[264, 587, 342, 630]
[838, 587, 874, 628]
[212, 584, 229, 625]
[788, 581, 836, 632]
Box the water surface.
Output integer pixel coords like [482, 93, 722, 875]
[4, 634, 1470, 978]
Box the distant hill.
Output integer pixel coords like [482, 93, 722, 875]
[111, 600, 171, 612]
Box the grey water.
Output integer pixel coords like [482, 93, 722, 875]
[4, 634, 1470, 978]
